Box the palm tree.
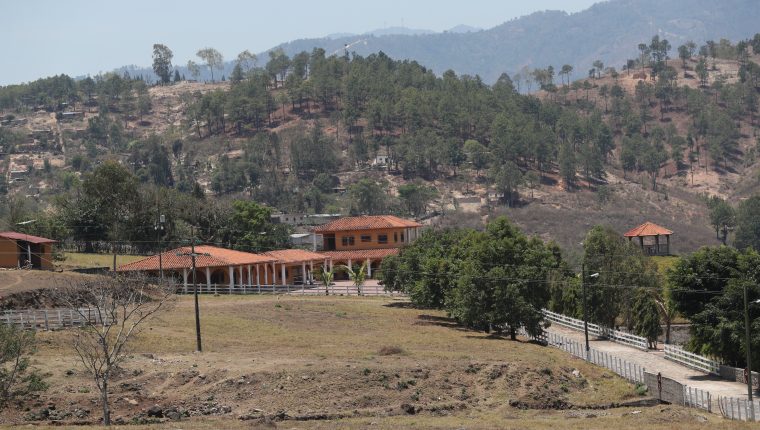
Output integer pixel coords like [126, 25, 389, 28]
[320, 266, 334, 296]
[342, 261, 367, 296]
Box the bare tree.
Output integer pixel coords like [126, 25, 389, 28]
[48, 275, 174, 426]
[0, 325, 45, 408]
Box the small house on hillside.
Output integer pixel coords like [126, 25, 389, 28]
[623, 222, 673, 256]
[0, 232, 56, 269]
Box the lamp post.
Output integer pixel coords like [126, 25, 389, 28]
[581, 262, 600, 360]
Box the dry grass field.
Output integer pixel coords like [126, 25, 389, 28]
[0, 294, 753, 428]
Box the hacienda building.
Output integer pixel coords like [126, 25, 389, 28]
[0, 231, 56, 270]
[313, 215, 422, 278]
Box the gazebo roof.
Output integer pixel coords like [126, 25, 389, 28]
[623, 222, 673, 238]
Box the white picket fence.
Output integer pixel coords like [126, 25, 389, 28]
[663, 344, 721, 375]
[718, 396, 760, 421]
[542, 309, 649, 350]
[683, 385, 713, 412]
[1, 308, 109, 331]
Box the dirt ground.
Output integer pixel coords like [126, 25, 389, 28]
[0, 270, 96, 309]
[0, 295, 647, 427]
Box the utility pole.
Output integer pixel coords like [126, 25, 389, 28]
[744, 283, 755, 420]
[176, 226, 208, 353]
[582, 262, 590, 360]
[155, 211, 165, 281]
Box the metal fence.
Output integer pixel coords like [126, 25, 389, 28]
[718, 396, 760, 421]
[664, 344, 721, 375]
[542, 309, 649, 350]
[1, 308, 109, 331]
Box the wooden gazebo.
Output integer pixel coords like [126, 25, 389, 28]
[623, 222, 673, 256]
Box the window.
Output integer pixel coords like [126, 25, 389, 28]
[341, 236, 355, 246]
[378, 234, 388, 244]
[401, 232, 405, 242]
[361, 235, 372, 243]
[394, 232, 398, 243]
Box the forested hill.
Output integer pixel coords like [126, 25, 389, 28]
[271, 0, 760, 83]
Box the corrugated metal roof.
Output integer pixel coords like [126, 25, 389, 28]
[623, 222, 673, 237]
[117, 245, 277, 272]
[0, 231, 57, 244]
[312, 215, 421, 233]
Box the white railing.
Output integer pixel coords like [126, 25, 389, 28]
[520, 328, 646, 384]
[719, 396, 760, 421]
[664, 344, 720, 375]
[175, 283, 401, 297]
[1, 308, 110, 331]
[542, 309, 649, 350]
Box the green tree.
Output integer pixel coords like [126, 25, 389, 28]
[463, 139, 489, 177]
[490, 161, 523, 207]
[152, 44, 173, 85]
[348, 179, 387, 215]
[707, 196, 736, 244]
[196, 47, 224, 82]
[735, 195, 760, 251]
[229, 200, 290, 252]
[186, 60, 201, 81]
[398, 183, 438, 218]
[343, 261, 368, 295]
[631, 289, 662, 348]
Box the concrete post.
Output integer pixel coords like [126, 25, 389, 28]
[205, 267, 211, 293]
[301, 262, 307, 285]
[247, 265, 252, 289]
[228, 266, 234, 292]
[238, 266, 244, 293]
[281, 264, 287, 286]
[367, 258, 372, 278]
[182, 268, 188, 293]
[256, 265, 260, 287]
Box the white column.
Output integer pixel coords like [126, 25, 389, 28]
[228, 266, 234, 292]
[367, 258, 372, 278]
[264, 264, 269, 285]
[329, 259, 333, 271]
[205, 267, 211, 292]
[301, 262, 307, 285]
[281, 264, 287, 286]
[347, 259, 352, 269]
[271, 262, 277, 285]
[247, 265, 252, 289]
[309, 261, 314, 282]
[256, 265, 261, 287]
[182, 268, 188, 293]
[238, 266, 244, 293]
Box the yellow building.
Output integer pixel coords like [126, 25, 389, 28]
[313, 215, 422, 277]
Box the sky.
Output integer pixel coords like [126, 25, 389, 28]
[1, 0, 601, 85]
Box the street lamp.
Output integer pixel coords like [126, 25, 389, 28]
[581, 262, 599, 360]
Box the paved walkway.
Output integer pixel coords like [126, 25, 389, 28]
[547, 325, 749, 399]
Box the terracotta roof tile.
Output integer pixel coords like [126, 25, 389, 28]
[117, 245, 276, 272]
[312, 215, 421, 233]
[623, 222, 673, 237]
[320, 248, 399, 261]
[0, 231, 56, 244]
[263, 249, 328, 264]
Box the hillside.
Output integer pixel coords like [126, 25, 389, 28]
[269, 0, 760, 83]
[2, 35, 760, 259]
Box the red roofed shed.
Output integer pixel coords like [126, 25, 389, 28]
[623, 222, 673, 256]
[0, 231, 56, 269]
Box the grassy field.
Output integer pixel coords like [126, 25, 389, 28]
[1, 294, 751, 428]
[55, 252, 146, 270]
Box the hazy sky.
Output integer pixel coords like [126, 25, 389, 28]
[2, 0, 601, 85]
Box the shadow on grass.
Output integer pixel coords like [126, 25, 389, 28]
[383, 301, 417, 309]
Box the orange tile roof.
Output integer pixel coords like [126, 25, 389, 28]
[264, 249, 328, 264]
[0, 231, 56, 244]
[320, 248, 399, 261]
[312, 215, 421, 233]
[117, 245, 277, 272]
[623, 222, 673, 237]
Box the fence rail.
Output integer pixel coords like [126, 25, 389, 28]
[718, 396, 760, 421]
[683, 385, 712, 412]
[175, 283, 400, 297]
[542, 309, 649, 350]
[1, 308, 109, 331]
[664, 344, 721, 375]
[520, 328, 646, 385]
